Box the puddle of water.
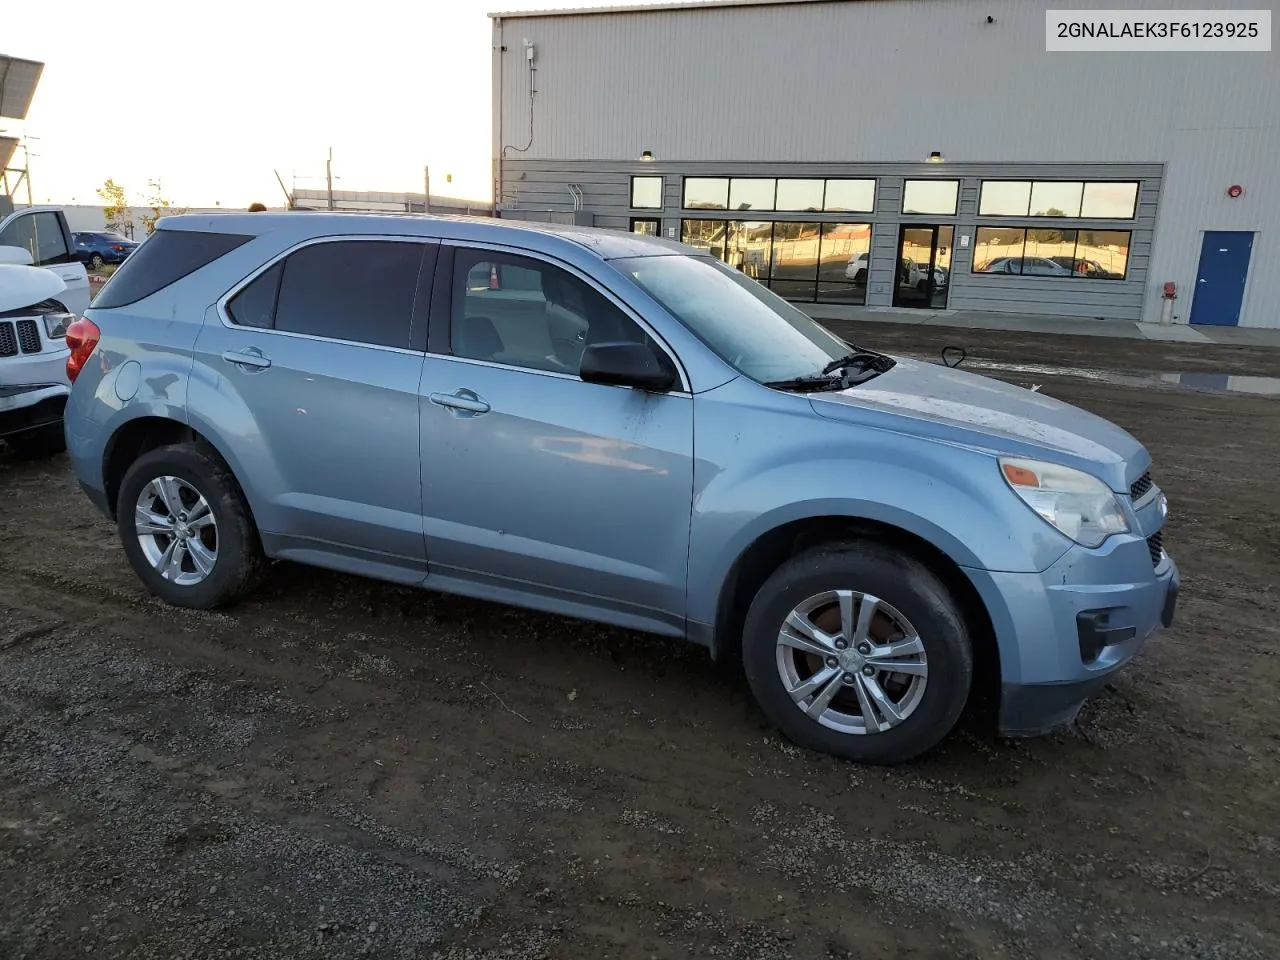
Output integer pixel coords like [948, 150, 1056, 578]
[902, 355, 1280, 398]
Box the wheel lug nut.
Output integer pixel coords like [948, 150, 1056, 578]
[825, 656, 838, 668]
[857, 643, 871, 655]
[842, 673, 856, 684]
[862, 665, 875, 677]
[834, 639, 848, 650]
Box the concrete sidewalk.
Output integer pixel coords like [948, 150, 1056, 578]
[801, 304, 1280, 347]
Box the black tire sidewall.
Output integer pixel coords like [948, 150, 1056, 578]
[115, 445, 251, 609]
[742, 544, 973, 764]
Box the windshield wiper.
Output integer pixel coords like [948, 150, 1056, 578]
[764, 348, 897, 393]
[821, 349, 896, 377]
[761, 374, 849, 392]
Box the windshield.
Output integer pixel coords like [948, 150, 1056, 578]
[612, 254, 851, 383]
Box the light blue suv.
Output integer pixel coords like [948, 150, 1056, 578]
[63, 213, 1178, 763]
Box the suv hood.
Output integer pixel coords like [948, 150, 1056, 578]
[808, 356, 1147, 491]
[0, 263, 67, 313]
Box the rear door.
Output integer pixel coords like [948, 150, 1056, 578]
[0, 209, 90, 313]
[190, 237, 436, 579]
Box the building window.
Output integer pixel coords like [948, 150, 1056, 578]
[726, 220, 773, 277]
[978, 180, 1139, 219]
[681, 219, 729, 258]
[816, 223, 871, 303]
[978, 181, 1032, 217]
[683, 178, 729, 210]
[768, 222, 821, 300]
[1081, 182, 1139, 219]
[823, 179, 876, 213]
[776, 179, 824, 212]
[631, 176, 663, 210]
[1029, 181, 1084, 218]
[902, 180, 959, 216]
[972, 227, 1130, 279]
[728, 178, 776, 212]
[630, 218, 660, 236]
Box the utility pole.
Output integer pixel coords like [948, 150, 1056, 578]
[20, 139, 36, 206]
[325, 147, 334, 210]
[423, 165, 430, 215]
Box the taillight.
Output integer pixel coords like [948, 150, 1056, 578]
[65, 317, 101, 383]
[111, 244, 124, 252]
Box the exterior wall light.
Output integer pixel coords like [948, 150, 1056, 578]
[928, 151, 944, 163]
[640, 150, 655, 162]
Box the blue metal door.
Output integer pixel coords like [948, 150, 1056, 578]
[1190, 231, 1253, 326]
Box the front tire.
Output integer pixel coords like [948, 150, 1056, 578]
[742, 542, 973, 765]
[116, 443, 264, 609]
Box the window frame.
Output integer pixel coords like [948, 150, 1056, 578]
[429, 239, 691, 393]
[977, 179, 1140, 220]
[216, 235, 437, 353]
[970, 226, 1132, 280]
[630, 175, 664, 211]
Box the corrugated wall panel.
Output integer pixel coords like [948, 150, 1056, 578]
[494, 0, 1278, 327]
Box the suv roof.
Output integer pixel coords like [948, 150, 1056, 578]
[155, 211, 688, 262]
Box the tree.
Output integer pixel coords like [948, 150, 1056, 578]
[139, 179, 188, 235]
[96, 178, 132, 238]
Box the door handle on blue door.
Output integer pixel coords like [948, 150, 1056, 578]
[222, 348, 272, 370]
[429, 389, 490, 415]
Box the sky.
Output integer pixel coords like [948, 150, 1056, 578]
[3, 0, 666, 209]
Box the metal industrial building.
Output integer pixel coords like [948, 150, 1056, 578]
[490, 0, 1277, 329]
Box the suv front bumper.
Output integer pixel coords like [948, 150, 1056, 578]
[964, 535, 1179, 737]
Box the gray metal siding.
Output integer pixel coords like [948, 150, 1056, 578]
[500, 158, 1160, 320]
[493, 0, 1280, 328]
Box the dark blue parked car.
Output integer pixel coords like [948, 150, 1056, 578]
[72, 231, 139, 269]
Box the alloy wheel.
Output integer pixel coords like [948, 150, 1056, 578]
[134, 476, 218, 586]
[775, 589, 928, 735]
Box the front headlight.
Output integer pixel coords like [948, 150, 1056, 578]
[998, 456, 1129, 548]
[43, 312, 72, 339]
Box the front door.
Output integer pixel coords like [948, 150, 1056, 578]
[418, 244, 694, 634]
[892, 224, 953, 309]
[0, 208, 90, 314]
[1189, 231, 1253, 327]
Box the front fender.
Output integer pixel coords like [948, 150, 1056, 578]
[686, 382, 1072, 628]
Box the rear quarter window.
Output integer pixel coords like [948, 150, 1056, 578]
[94, 230, 251, 308]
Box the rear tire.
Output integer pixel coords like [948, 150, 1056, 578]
[116, 443, 264, 609]
[7, 424, 66, 460]
[90, 253, 105, 270]
[742, 542, 973, 765]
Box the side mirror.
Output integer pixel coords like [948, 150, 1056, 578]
[579, 340, 676, 392]
[0, 245, 34, 266]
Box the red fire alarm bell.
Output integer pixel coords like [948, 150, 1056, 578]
[1227, 185, 1244, 198]
[1163, 281, 1176, 299]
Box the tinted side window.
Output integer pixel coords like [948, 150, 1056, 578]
[95, 230, 252, 308]
[451, 248, 652, 375]
[0, 212, 72, 266]
[273, 241, 423, 349]
[226, 261, 282, 329]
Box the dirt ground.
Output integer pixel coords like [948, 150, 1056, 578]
[2, 322, 1277, 960]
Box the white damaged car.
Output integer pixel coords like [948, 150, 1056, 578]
[0, 253, 77, 458]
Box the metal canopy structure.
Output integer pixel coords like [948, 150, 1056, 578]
[0, 54, 45, 119]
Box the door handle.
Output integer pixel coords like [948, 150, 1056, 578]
[429, 390, 490, 414]
[222, 348, 272, 370]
